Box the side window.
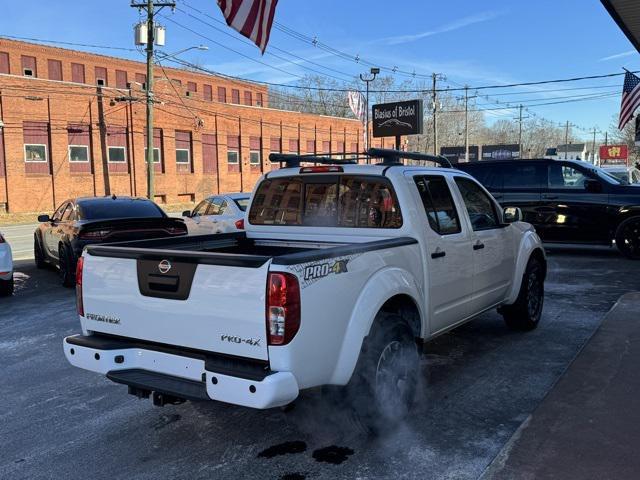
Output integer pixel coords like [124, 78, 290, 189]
[463, 165, 503, 191]
[414, 176, 461, 235]
[548, 163, 590, 189]
[503, 163, 546, 189]
[454, 177, 500, 231]
[52, 203, 67, 222]
[218, 200, 228, 215]
[208, 198, 224, 215]
[61, 203, 75, 221]
[192, 200, 208, 216]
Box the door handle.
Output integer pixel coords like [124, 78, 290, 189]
[542, 194, 558, 200]
[473, 243, 485, 250]
[431, 250, 446, 259]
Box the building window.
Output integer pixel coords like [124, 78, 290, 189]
[116, 70, 128, 89]
[95, 67, 107, 86]
[48, 59, 63, 81]
[187, 81, 197, 93]
[227, 150, 239, 164]
[232, 89, 240, 104]
[0, 52, 9, 75]
[203, 84, 213, 101]
[249, 151, 261, 166]
[21, 55, 37, 77]
[244, 91, 253, 106]
[71, 63, 85, 83]
[218, 86, 227, 103]
[69, 145, 89, 163]
[135, 73, 147, 90]
[24, 144, 48, 162]
[107, 146, 126, 163]
[176, 149, 190, 164]
[256, 93, 263, 107]
[145, 147, 161, 163]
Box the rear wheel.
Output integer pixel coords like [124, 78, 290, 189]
[615, 216, 640, 260]
[58, 245, 75, 288]
[0, 275, 13, 296]
[346, 313, 419, 431]
[34, 237, 46, 269]
[501, 256, 544, 331]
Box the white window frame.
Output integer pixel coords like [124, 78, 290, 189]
[176, 148, 191, 164]
[144, 147, 162, 164]
[68, 145, 89, 163]
[24, 144, 48, 163]
[227, 149, 239, 165]
[107, 146, 126, 163]
[249, 150, 261, 166]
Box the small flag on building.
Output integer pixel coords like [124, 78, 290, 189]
[216, 0, 279, 54]
[618, 70, 640, 130]
[348, 90, 366, 124]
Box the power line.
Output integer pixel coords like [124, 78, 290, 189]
[0, 34, 138, 52]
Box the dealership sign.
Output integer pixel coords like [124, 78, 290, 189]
[599, 144, 628, 161]
[372, 100, 423, 138]
[482, 144, 520, 160]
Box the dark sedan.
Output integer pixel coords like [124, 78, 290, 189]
[34, 196, 188, 286]
[457, 159, 640, 259]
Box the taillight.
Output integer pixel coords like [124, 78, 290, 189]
[299, 166, 343, 173]
[76, 256, 84, 316]
[266, 272, 300, 345]
[235, 218, 245, 230]
[79, 229, 110, 240]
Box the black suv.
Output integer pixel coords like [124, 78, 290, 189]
[456, 159, 640, 259]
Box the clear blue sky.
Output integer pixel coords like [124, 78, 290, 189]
[1, 0, 638, 140]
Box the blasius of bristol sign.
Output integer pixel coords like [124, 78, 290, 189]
[372, 100, 423, 138]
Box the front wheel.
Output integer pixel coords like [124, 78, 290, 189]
[615, 216, 640, 260]
[0, 275, 13, 296]
[346, 314, 419, 430]
[501, 256, 544, 331]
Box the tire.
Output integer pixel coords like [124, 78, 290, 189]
[615, 216, 640, 260]
[0, 275, 14, 297]
[501, 256, 544, 331]
[58, 244, 75, 288]
[346, 313, 419, 431]
[34, 236, 46, 269]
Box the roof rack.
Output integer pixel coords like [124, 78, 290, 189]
[269, 152, 360, 168]
[367, 148, 453, 168]
[269, 148, 453, 169]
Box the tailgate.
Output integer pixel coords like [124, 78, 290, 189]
[80, 250, 270, 360]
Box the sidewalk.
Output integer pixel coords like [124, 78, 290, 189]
[485, 292, 640, 480]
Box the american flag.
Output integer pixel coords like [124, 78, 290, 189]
[217, 0, 278, 54]
[619, 70, 640, 130]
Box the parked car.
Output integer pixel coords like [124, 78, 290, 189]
[600, 164, 640, 184]
[0, 231, 13, 296]
[456, 159, 640, 258]
[182, 193, 250, 234]
[64, 150, 545, 428]
[35, 196, 188, 287]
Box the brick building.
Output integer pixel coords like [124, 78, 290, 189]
[0, 38, 394, 213]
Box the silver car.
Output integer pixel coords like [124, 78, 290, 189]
[0, 231, 14, 296]
[182, 193, 250, 235]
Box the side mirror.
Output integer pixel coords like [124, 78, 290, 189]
[503, 207, 522, 224]
[38, 214, 51, 223]
[181, 210, 191, 218]
[584, 179, 602, 193]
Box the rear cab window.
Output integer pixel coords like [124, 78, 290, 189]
[248, 175, 402, 228]
[414, 176, 461, 235]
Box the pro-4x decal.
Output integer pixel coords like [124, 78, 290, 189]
[288, 254, 361, 288]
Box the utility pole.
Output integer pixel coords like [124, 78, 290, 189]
[564, 121, 570, 159]
[514, 104, 529, 158]
[464, 85, 469, 162]
[590, 127, 598, 165]
[432, 73, 438, 155]
[604, 131, 608, 146]
[131, 0, 175, 200]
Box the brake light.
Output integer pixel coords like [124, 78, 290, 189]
[235, 218, 245, 230]
[299, 166, 343, 173]
[266, 272, 301, 345]
[79, 229, 110, 240]
[76, 256, 84, 317]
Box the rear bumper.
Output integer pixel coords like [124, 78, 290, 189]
[63, 334, 299, 409]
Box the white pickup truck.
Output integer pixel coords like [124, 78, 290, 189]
[64, 149, 546, 425]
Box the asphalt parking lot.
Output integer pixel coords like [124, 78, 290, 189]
[1, 248, 638, 480]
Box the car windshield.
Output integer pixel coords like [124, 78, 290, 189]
[79, 199, 164, 220]
[233, 198, 250, 211]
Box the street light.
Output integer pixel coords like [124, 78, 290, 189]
[156, 45, 209, 62]
[360, 67, 379, 158]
